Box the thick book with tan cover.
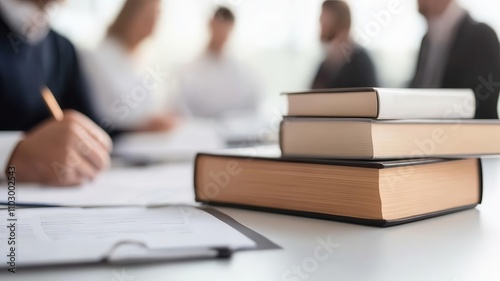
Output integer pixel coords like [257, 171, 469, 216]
[194, 146, 482, 226]
[280, 118, 500, 159]
[285, 88, 475, 119]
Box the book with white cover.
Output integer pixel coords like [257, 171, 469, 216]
[284, 88, 475, 119]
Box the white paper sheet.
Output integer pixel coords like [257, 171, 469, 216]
[0, 163, 196, 207]
[0, 206, 256, 267]
[113, 121, 225, 163]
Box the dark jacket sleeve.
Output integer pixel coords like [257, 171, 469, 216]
[311, 62, 328, 89]
[466, 24, 500, 119]
[410, 37, 427, 88]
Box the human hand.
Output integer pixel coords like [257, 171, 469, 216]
[138, 113, 179, 132]
[8, 110, 113, 186]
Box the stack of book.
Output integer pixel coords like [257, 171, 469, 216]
[194, 88, 500, 226]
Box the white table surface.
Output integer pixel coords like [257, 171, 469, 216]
[2, 159, 500, 281]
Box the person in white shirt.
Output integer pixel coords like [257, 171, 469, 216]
[80, 0, 177, 131]
[176, 6, 261, 119]
[0, 0, 112, 186]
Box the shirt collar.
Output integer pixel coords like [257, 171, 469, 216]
[427, 1, 466, 44]
[0, 0, 51, 45]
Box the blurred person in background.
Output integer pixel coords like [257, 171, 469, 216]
[311, 0, 378, 89]
[176, 6, 261, 119]
[0, 0, 112, 185]
[80, 0, 177, 132]
[411, 0, 500, 119]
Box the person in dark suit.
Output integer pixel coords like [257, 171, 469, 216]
[411, 0, 500, 119]
[311, 0, 378, 89]
[0, 0, 112, 185]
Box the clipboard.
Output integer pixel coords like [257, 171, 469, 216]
[0, 206, 279, 269]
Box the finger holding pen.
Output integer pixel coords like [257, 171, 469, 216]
[7, 87, 113, 186]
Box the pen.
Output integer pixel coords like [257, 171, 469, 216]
[41, 86, 64, 121]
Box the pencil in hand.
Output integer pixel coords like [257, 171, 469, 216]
[41, 86, 64, 121]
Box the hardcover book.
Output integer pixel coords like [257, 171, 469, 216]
[284, 88, 475, 119]
[194, 146, 482, 227]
